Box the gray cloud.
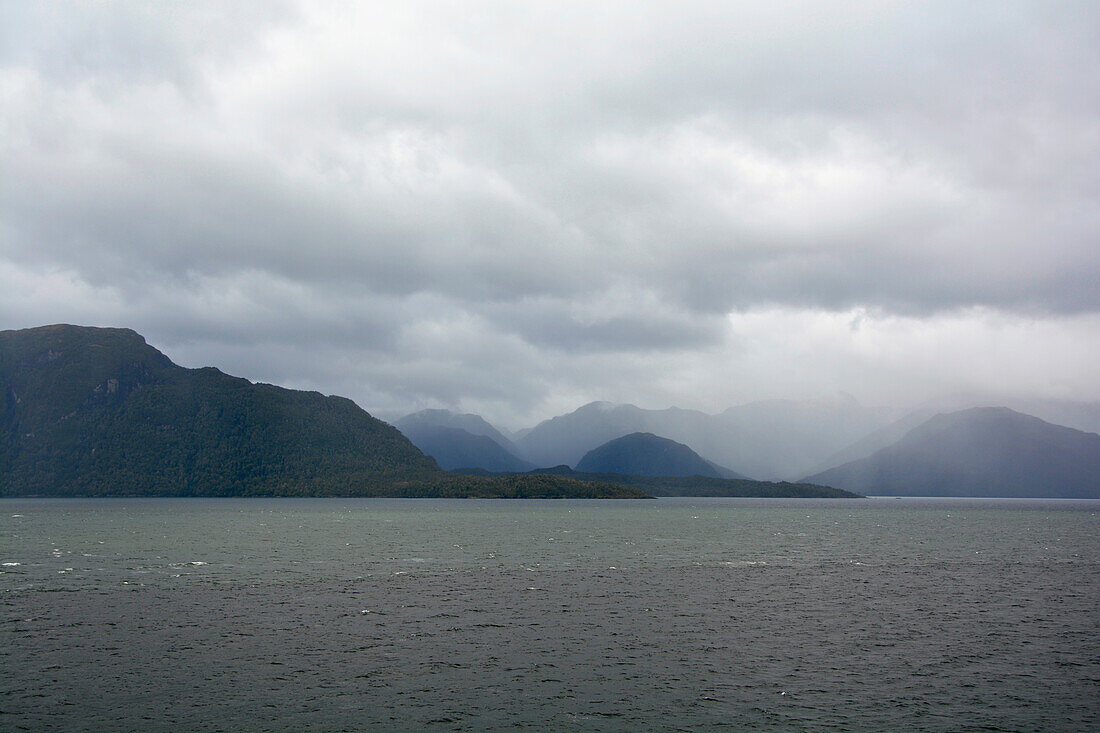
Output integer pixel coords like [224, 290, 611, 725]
[2, 1, 1098, 427]
[0, 1, 296, 91]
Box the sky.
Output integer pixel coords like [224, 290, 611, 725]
[2, 1, 1098, 430]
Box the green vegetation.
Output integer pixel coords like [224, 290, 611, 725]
[0, 325, 648, 499]
[522, 467, 862, 498]
[365, 473, 647, 499]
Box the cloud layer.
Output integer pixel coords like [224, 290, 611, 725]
[3, 1, 1098, 427]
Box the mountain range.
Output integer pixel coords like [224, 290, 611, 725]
[0, 325, 645, 498]
[510, 397, 897, 480]
[401, 397, 901, 480]
[400, 402, 1100, 499]
[5, 324, 1097, 499]
[803, 407, 1100, 498]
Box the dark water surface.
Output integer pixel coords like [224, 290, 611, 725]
[2, 497, 1098, 732]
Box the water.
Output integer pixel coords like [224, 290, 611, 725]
[2, 497, 1098, 731]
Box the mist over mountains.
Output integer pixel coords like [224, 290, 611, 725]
[398, 399, 1100, 499]
[804, 407, 1100, 499]
[394, 418, 534, 473]
[4, 324, 1097, 499]
[509, 397, 898, 480]
[396, 409, 526, 458]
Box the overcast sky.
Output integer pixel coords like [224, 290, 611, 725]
[2, 1, 1098, 429]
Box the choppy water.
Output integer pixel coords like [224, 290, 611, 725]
[2, 497, 1098, 732]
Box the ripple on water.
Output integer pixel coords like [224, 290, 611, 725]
[1, 497, 1098, 732]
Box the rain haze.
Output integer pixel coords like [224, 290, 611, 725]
[2, 1, 1098, 431]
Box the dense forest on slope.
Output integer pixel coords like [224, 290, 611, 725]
[457, 466, 861, 498]
[374, 473, 647, 499]
[0, 325, 646, 498]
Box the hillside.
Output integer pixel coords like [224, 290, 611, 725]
[804, 407, 1100, 498]
[575, 432, 743, 478]
[396, 423, 534, 472]
[0, 325, 645, 498]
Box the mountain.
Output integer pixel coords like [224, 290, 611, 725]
[712, 395, 895, 479]
[515, 396, 895, 478]
[395, 409, 533, 472]
[575, 432, 743, 478]
[803, 407, 1100, 498]
[396, 424, 534, 472]
[910, 392, 1100, 436]
[1004, 398, 1100, 436]
[803, 409, 936, 476]
[396, 408, 525, 456]
[516, 401, 656, 469]
[0, 325, 646, 498]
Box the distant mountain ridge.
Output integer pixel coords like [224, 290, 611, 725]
[575, 432, 744, 479]
[397, 409, 526, 456]
[803, 407, 1100, 498]
[396, 409, 534, 472]
[803, 409, 936, 476]
[429, 400, 1100, 498]
[397, 423, 534, 472]
[515, 397, 896, 478]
